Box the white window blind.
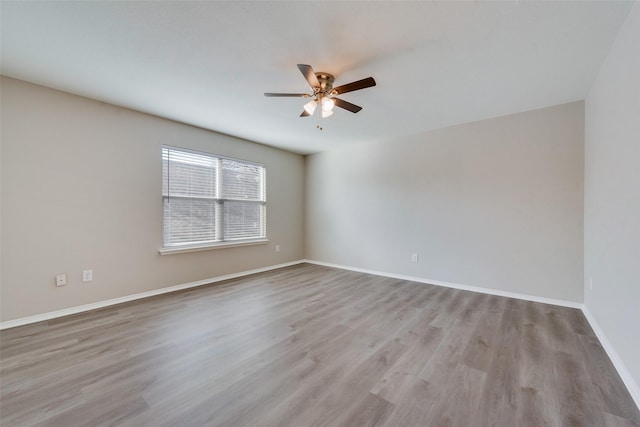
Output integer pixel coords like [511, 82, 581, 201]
[162, 146, 266, 248]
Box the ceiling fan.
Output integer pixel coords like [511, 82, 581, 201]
[265, 64, 376, 118]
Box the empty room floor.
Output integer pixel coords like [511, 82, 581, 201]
[1, 263, 639, 426]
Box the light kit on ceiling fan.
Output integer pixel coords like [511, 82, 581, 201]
[321, 96, 335, 118]
[303, 100, 317, 115]
[265, 64, 376, 118]
[321, 97, 335, 111]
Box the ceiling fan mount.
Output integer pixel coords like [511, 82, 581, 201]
[265, 64, 376, 118]
[314, 72, 335, 92]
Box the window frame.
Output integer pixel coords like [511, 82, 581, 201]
[159, 145, 267, 255]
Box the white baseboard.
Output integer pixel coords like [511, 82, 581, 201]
[303, 259, 582, 309]
[3, 258, 638, 413]
[0, 260, 305, 330]
[304, 259, 639, 412]
[581, 305, 640, 410]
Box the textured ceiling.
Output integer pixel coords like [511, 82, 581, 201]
[1, 1, 634, 154]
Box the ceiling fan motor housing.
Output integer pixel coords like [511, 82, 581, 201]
[315, 72, 335, 95]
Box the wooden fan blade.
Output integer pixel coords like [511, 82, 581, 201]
[300, 110, 311, 117]
[264, 93, 309, 97]
[297, 64, 320, 88]
[332, 77, 376, 95]
[333, 97, 363, 113]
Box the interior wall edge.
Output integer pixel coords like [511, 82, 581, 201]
[0, 260, 305, 330]
[303, 259, 582, 308]
[582, 305, 640, 411]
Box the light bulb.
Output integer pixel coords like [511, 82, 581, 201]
[322, 109, 334, 118]
[303, 100, 317, 115]
[321, 97, 335, 112]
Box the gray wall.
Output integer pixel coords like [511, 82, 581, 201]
[306, 102, 585, 302]
[585, 2, 640, 393]
[1, 76, 305, 322]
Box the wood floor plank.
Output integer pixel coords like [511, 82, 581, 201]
[577, 333, 640, 424]
[302, 339, 409, 427]
[333, 392, 396, 427]
[474, 298, 526, 426]
[1, 263, 638, 426]
[425, 364, 487, 426]
[370, 325, 444, 405]
[517, 302, 563, 427]
[380, 376, 438, 427]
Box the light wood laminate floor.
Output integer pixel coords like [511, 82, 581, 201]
[1, 263, 639, 426]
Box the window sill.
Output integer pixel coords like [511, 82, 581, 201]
[159, 238, 269, 255]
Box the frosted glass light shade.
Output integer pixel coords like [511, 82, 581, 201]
[303, 100, 317, 115]
[321, 97, 335, 112]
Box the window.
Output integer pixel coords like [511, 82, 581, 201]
[162, 146, 266, 250]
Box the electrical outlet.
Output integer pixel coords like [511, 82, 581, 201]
[56, 274, 67, 287]
[82, 270, 93, 282]
[411, 253, 419, 263]
[275, 245, 280, 253]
